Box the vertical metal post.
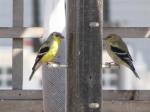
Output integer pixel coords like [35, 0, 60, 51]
[12, 0, 24, 90]
[67, 0, 103, 112]
[32, 0, 41, 52]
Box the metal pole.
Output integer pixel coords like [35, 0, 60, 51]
[67, 0, 103, 111]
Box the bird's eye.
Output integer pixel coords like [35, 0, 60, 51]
[50, 33, 54, 37]
[55, 33, 60, 37]
[107, 36, 112, 39]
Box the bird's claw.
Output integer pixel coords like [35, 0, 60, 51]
[105, 62, 120, 68]
[47, 61, 61, 68]
[47, 61, 61, 65]
[105, 62, 114, 67]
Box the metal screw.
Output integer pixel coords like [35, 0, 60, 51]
[89, 102, 99, 109]
[89, 22, 99, 27]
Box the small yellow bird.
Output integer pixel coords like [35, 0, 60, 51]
[104, 34, 140, 79]
[29, 32, 64, 80]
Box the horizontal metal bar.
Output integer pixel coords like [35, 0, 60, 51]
[46, 64, 115, 68]
[0, 27, 43, 38]
[102, 63, 120, 69]
[104, 27, 150, 38]
[0, 90, 150, 101]
[47, 63, 68, 68]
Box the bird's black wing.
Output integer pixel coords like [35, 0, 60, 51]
[110, 45, 134, 69]
[32, 42, 50, 70]
[111, 45, 140, 79]
[111, 45, 132, 61]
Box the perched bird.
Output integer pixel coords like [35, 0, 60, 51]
[103, 34, 140, 79]
[29, 32, 64, 80]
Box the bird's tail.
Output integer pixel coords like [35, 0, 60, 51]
[133, 70, 140, 80]
[29, 63, 41, 81]
[130, 66, 140, 79]
[29, 70, 35, 81]
[125, 60, 140, 79]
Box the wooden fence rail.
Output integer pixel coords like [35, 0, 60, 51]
[1, 90, 150, 101]
[0, 27, 149, 38]
[0, 27, 43, 38]
[12, 0, 24, 90]
[0, 90, 150, 112]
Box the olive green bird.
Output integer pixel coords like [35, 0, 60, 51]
[29, 32, 64, 80]
[104, 34, 140, 79]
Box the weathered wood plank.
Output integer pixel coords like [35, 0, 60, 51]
[0, 90, 42, 100]
[103, 90, 150, 101]
[1, 90, 150, 101]
[103, 101, 150, 112]
[0, 27, 43, 38]
[0, 100, 43, 112]
[12, 38, 23, 90]
[12, 0, 24, 90]
[1, 100, 150, 112]
[104, 27, 150, 38]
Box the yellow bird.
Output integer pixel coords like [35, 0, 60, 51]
[29, 32, 64, 80]
[104, 34, 140, 79]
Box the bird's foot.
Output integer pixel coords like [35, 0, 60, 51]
[105, 62, 114, 67]
[47, 61, 60, 65]
[47, 61, 61, 68]
[105, 62, 119, 68]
